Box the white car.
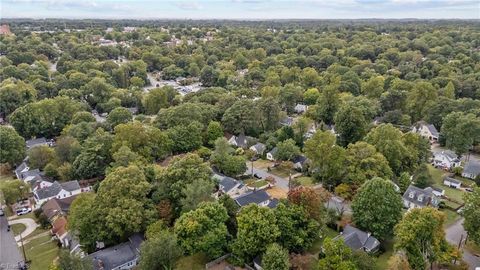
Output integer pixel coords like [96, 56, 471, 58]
[15, 208, 31, 216]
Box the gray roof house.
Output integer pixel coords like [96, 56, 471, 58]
[292, 155, 308, 170]
[402, 185, 440, 209]
[443, 177, 462, 189]
[219, 177, 247, 198]
[280, 116, 294, 127]
[266, 147, 278, 161]
[235, 190, 274, 208]
[462, 160, 480, 180]
[89, 233, 144, 270]
[14, 161, 29, 180]
[34, 180, 86, 205]
[227, 134, 252, 149]
[25, 137, 49, 149]
[249, 142, 266, 155]
[412, 122, 439, 141]
[433, 150, 461, 169]
[335, 225, 380, 253]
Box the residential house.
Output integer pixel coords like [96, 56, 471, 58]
[280, 116, 294, 127]
[34, 180, 89, 206]
[462, 160, 480, 180]
[234, 190, 277, 208]
[335, 225, 380, 253]
[227, 134, 252, 149]
[25, 137, 49, 149]
[266, 147, 278, 161]
[402, 185, 440, 209]
[250, 142, 266, 156]
[292, 155, 308, 171]
[218, 177, 248, 198]
[433, 151, 461, 169]
[67, 235, 85, 257]
[412, 122, 439, 142]
[443, 177, 462, 189]
[14, 161, 29, 180]
[51, 217, 69, 246]
[41, 195, 78, 221]
[294, 104, 308, 114]
[424, 186, 445, 197]
[89, 234, 144, 270]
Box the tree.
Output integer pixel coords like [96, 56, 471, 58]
[167, 121, 203, 153]
[275, 139, 300, 161]
[57, 250, 93, 270]
[222, 99, 259, 134]
[406, 82, 438, 123]
[68, 193, 100, 252]
[262, 243, 290, 270]
[412, 164, 432, 189]
[387, 252, 411, 270]
[200, 66, 218, 87]
[54, 136, 81, 163]
[206, 121, 223, 146]
[179, 178, 215, 213]
[218, 195, 240, 236]
[138, 231, 182, 270]
[344, 142, 393, 189]
[0, 79, 37, 117]
[107, 107, 132, 127]
[258, 97, 282, 132]
[174, 202, 229, 259]
[28, 145, 55, 170]
[304, 131, 346, 185]
[0, 180, 29, 204]
[334, 104, 367, 147]
[364, 124, 409, 175]
[443, 81, 455, 99]
[287, 186, 325, 222]
[233, 204, 280, 263]
[351, 178, 403, 240]
[362, 75, 385, 98]
[274, 202, 320, 252]
[441, 112, 480, 155]
[397, 172, 411, 194]
[94, 166, 156, 244]
[303, 88, 320, 105]
[142, 86, 175, 115]
[73, 129, 113, 179]
[317, 237, 357, 270]
[71, 111, 96, 124]
[110, 145, 144, 168]
[462, 186, 480, 245]
[313, 83, 340, 125]
[210, 137, 247, 177]
[0, 126, 25, 166]
[394, 208, 456, 270]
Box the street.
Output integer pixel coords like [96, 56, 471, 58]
[245, 162, 289, 190]
[0, 215, 24, 270]
[445, 218, 480, 269]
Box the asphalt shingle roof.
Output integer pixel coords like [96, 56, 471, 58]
[235, 190, 270, 207]
[219, 177, 239, 193]
[90, 234, 144, 270]
[25, 137, 47, 148]
[339, 225, 380, 252]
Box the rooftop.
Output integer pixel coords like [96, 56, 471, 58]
[89, 234, 144, 270]
[337, 225, 380, 252]
[235, 190, 270, 207]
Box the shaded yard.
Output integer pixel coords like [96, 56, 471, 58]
[376, 239, 394, 270]
[176, 253, 209, 270]
[24, 234, 59, 270]
[307, 227, 338, 255]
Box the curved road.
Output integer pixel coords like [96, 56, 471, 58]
[9, 218, 39, 243]
[445, 218, 480, 269]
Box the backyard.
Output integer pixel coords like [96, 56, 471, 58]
[24, 234, 59, 270]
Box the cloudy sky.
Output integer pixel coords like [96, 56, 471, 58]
[1, 0, 479, 19]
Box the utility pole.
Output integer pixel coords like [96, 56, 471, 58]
[20, 228, 27, 265]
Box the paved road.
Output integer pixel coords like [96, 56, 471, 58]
[0, 215, 24, 269]
[8, 218, 38, 243]
[245, 163, 289, 190]
[445, 218, 480, 269]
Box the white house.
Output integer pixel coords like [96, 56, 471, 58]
[234, 190, 278, 209]
[249, 143, 266, 155]
[462, 160, 480, 180]
[443, 177, 462, 189]
[227, 134, 251, 149]
[294, 104, 308, 114]
[433, 150, 461, 169]
[412, 122, 439, 142]
[266, 147, 278, 161]
[402, 185, 440, 210]
[34, 181, 90, 206]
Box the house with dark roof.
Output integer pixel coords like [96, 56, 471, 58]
[14, 161, 29, 180]
[462, 160, 480, 180]
[266, 147, 278, 161]
[34, 180, 90, 206]
[424, 186, 445, 197]
[52, 217, 69, 246]
[433, 150, 461, 169]
[292, 155, 309, 171]
[89, 234, 144, 270]
[25, 137, 50, 149]
[412, 122, 439, 142]
[227, 134, 252, 149]
[234, 190, 276, 208]
[218, 177, 247, 198]
[402, 185, 440, 210]
[249, 142, 266, 155]
[335, 225, 380, 253]
[41, 195, 78, 221]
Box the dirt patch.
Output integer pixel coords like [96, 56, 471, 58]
[267, 186, 288, 199]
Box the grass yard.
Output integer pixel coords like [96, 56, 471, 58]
[441, 209, 461, 227]
[266, 186, 288, 199]
[307, 227, 338, 255]
[24, 234, 59, 270]
[252, 159, 273, 169]
[295, 176, 314, 186]
[175, 253, 209, 270]
[11, 223, 26, 236]
[427, 165, 465, 203]
[270, 166, 297, 179]
[376, 239, 394, 270]
[249, 180, 269, 188]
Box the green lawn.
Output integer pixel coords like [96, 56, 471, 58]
[252, 159, 273, 169]
[248, 180, 269, 188]
[427, 165, 465, 203]
[12, 223, 26, 236]
[308, 227, 338, 255]
[24, 234, 59, 270]
[295, 176, 314, 186]
[441, 209, 461, 227]
[175, 253, 209, 270]
[376, 239, 394, 270]
[270, 167, 297, 178]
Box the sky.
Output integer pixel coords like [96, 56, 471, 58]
[1, 0, 479, 19]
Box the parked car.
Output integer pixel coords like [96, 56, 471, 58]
[253, 173, 262, 179]
[0, 209, 4, 216]
[15, 208, 31, 216]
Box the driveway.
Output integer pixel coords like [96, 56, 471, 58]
[8, 218, 39, 243]
[0, 215, 24, 269]
[445, 218, 480, 269]
[245, 162, 289, 190]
